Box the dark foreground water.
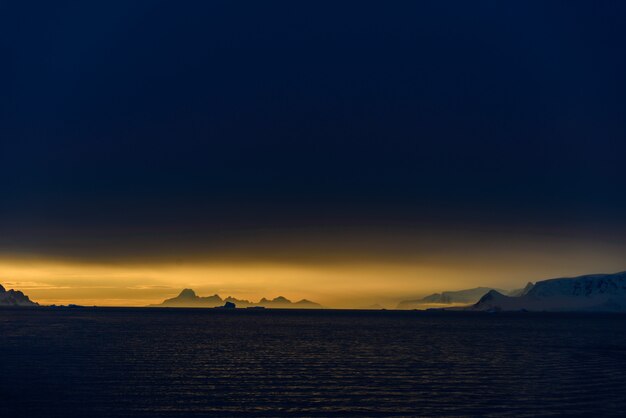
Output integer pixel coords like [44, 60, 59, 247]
[1, 308, 626, 417]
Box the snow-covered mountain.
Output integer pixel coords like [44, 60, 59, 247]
[0, 284, 38, 306]
[150, 289, 322, 309]
[472, 272, 626, 312]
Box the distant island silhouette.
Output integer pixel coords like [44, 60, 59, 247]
[0, 284, 38, 307]
[150, 289, 323, 309]
[397, 285, 530, 309]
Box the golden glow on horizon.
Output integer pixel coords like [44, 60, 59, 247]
[2, 242, 626, 308]
[0, 258, 461, 307]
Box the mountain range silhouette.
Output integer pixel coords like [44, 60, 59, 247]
[150, 289, 322, 309]
[396, 286, 529, 309]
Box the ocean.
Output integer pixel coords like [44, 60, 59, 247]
[1, 308, 625, 417]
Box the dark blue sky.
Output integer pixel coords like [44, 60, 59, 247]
[1, 1, 625, 259]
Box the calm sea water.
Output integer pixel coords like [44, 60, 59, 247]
[1, 308, 625, 417]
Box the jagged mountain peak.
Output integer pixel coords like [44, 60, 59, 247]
[0, 284, 38, 307]
[178, 289, 197, 298]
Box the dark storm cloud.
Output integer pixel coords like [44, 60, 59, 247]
[1, 0, 625, 260]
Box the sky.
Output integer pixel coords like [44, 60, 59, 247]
[1, 1, 626, 307]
